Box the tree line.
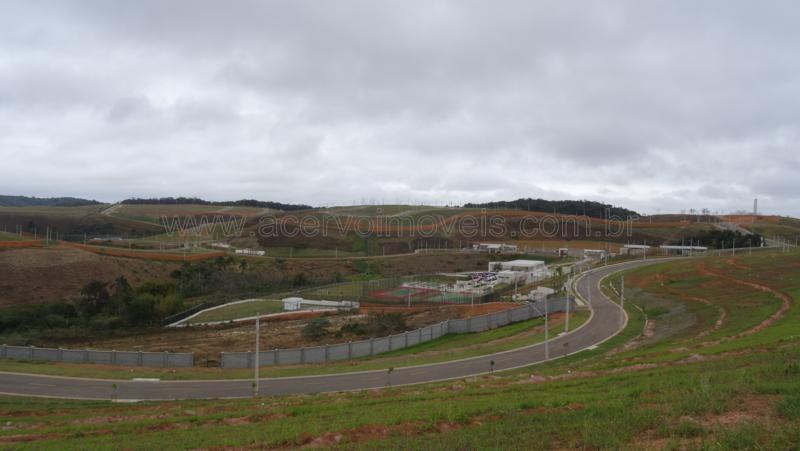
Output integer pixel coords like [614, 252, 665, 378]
[463, 198, 639, 219]
[121, 197, 312, 211]
[0, 256, 321, 339]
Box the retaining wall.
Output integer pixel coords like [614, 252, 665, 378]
[0, 344, 193, 368]
[221, 297, 572, 368]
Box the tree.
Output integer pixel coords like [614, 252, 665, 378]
[110, 276, 134, 314]
[292, 272, 310, 287]
[78, 281, 110, 316]
[125, 293, 159, 326]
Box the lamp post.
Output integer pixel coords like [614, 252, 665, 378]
[544, 296, 549, 360]
[619, 276, 625, 330]
[254, 312, 260, 397]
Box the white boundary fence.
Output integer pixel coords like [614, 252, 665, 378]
[0, 345, 194, 368]
[221, 297, 573, 368]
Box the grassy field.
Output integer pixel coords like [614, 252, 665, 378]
[185, 299, 285, 324]
[1, 251, 798, 449]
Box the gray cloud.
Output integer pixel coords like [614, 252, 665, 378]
[0, 1, 799, 215]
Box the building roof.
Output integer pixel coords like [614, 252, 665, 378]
[623, 244, 651, 249]
[497, 259, 546, 268]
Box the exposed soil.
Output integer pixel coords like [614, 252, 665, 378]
[0, 246, 177, 307]
[33, 303, 524, 357]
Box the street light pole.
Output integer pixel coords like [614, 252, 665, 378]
[544, 297, 549, 360]
[620, 276, 625, 330]
[254, 312, 260, 397]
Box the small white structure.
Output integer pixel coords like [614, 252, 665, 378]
[529, 286, 555, 301]
[473, 243, 519, 253]
[236, 248, 266, 257]
[583, 249, 608, 259]
[558, 247, 569, 257]
[282, 297, 303, 311]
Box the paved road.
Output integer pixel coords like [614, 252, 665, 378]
[0, 259, 666, 401]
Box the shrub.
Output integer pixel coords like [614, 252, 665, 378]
[366, 313, 407, 335]
[302, 318, 331, 341]
[340, 322, 368, 336]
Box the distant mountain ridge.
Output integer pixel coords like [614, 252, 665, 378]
[0, 195, 101, 207]
[121, 197, 312, 211]
[463, 198, 639, 219]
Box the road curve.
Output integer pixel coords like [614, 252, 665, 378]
[0, 259, 668, 401]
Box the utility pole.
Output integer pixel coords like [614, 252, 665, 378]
[564, 293, 570, 333]
[254, 312, 260, 397]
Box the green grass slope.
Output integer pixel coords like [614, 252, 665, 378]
[0, 250, 798, 449]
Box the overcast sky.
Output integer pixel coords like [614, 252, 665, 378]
[1, 1, 798, 215]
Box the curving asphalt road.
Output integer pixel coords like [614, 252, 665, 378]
[0, 259, 669, 401]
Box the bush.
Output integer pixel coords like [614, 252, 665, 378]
[292, 272, 310, 287]
[88, 315, 125, 331]
[125, 294, 160, 326]
[43, 314, 69, 329]
[302, 318, 331, 341]
[366, 313, 407, 335]
[340, 321, 368, 336]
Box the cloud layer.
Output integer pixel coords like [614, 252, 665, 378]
[1, 1, 799, 215]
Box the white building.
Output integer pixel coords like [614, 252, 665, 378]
[235, 248, 266, 257]
[488, 259, 549, 284]
[620, 244, 650, 255]
[583, 249, 608, 259]
[472, 243, 519, 253]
